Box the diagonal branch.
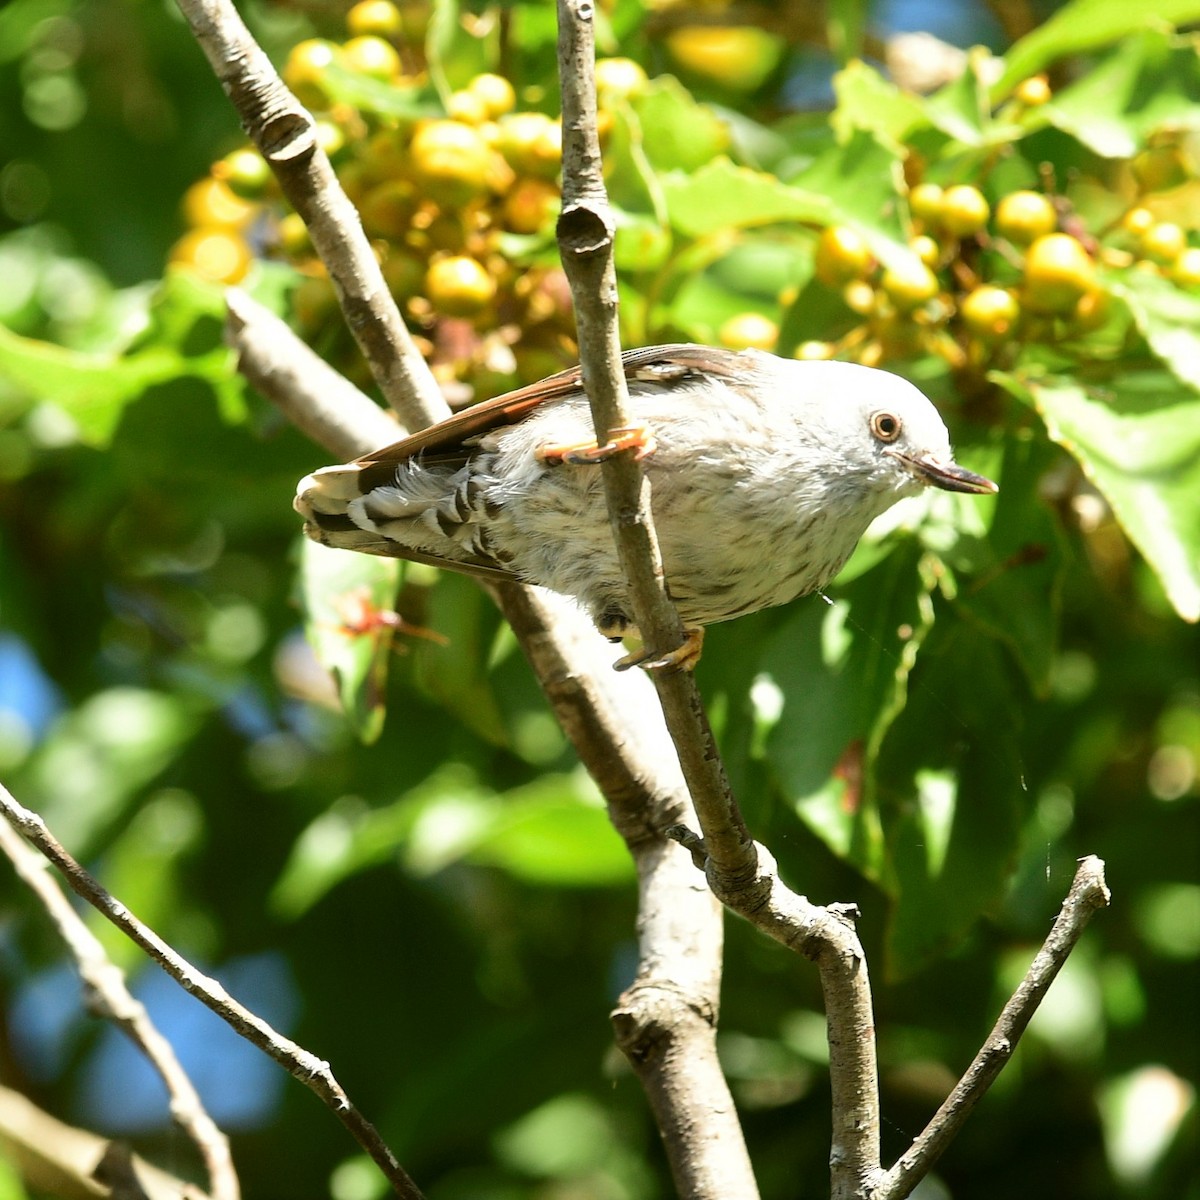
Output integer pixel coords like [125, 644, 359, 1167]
[0, 818, 229, 1200]
[0, 782, 425, 1200]
[875, 855, 1111, 1200]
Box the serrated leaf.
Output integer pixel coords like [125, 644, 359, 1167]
[995, 0, 1200, 95]
[1036, 30, 1200, 158]
[764, 543, 936, 879]
[630, 76, 731, 172]
[999, 371, 1200, 622]
[662, 158, 831, 238]
[1106, 266, 1200, 392]
[832, 60, 929, 151]
[299, 538, 402, 742]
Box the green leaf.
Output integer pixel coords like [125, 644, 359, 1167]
[832, 60, 929, 151]
[0, 269, 243, 442]
[877, 623, 1027, 978]
[995, 0, 1200, 95]
[948, 432, 1067, 694]
[826, 0, 869, 67]
[1036, 30, 1200, 158]
[764, 543, 937, 879]
[1106, 266, 1200, 392]
[999, 371, 1200, 622]
[321, 63, 440, 118]
[629, 77, 732, 173]
[299, 538, 402, 743]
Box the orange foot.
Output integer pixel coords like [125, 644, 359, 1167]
[614, 626, 705, 673]
[537, 424, 657, 466]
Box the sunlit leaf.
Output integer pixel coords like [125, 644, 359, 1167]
[1106, 266, 1200, 392]
[630, 76, 731, 172]
[995, 0, 1200, 94]
[998, 371, 1200, 622]
[832, 59, 930, 151]
[1036, 30, 1200, 158]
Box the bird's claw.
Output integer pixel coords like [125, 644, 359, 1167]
[537, 424, 657, 466]
[613, 626, 705, 673]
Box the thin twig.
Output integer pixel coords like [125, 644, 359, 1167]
[875, 855, 1111, 1200]
[172, 0, 447, 430]
[0, 782, 425, 1200]
[0, 820, 228, 1200]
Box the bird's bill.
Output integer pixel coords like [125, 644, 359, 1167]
[891, 451, 999, 494]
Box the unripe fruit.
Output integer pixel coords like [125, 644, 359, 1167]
[503, 177, 559, 233]
[346, 0, 402, 37]
[359, 180, 417, 238]
[467, 73, 517, 119]
[342, 36, 400, 80]
[595, 58, 648, 103]
[940, 185, 990, 237]
[447, 89, 490, 125]
[277, 212, 312, 257]
[1132, 145, 1187, 192]
[718, 312, 778, 351]
[1023, 233, 1094, 314]
[881, 259, 939, 310]
[995, 190, 1056, 244]
[496, 112, 562, 178]
[1072, 289, 1110, 331]
[909, 234, 940, 268]
[183, 178, 255, 229]
[794, 340, 834, 360]
[213, 148, 271, 199]
[410, 119, 495, 203]
[283, 39, 337, 108]
[664, 25, 783, 91]
[815, 225, 871, 287]
[1171, 247, 1200, 288]
[909, 183, 943, 225]
[1014, 75, 1050, 106]
[1140, 222, 1186, 264]
[960, 285, 1019, 339]
[843, 280, 876, 315]
[1121, 207, 1154, 237]
[425, 255, 496, 316]
[171, 228, 251, 284]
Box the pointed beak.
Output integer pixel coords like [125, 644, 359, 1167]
[889, 450, 998, 495]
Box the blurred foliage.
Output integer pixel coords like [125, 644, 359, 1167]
[1, 0, 1199, 1198]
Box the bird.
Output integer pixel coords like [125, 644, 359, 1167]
[295, 344, 997, 669]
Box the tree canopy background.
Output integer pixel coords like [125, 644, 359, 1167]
[1, 0, 1198, 1197]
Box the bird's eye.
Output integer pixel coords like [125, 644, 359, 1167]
[871, 412, 902, 443]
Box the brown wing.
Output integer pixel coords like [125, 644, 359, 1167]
[350, 343, 751, 491]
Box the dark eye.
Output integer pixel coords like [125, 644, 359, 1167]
[871, 412, 902, 442]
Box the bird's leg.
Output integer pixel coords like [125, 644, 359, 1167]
[535, 424, 657, 466]
[614, 626, 705, 673]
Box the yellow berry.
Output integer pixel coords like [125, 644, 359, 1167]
[425, 255, 496, 316]
[170, 228, 251, 284]
[1140, 222, 1186, 264]
[843, 280, 876, 315]
[1122, 207, 1155, 237]
[182, 177, 255, 229]
[342, 35, 400, 80]
[1014, 75, 1051, 107]
[502, 177, 559, 234]
[447, 89, 490, 125]
[359, 180, 417, 238]
[346, 0, 402, 37]
[1023, 233, 1094, 314]
[995, 190, 1056, 244]
[595, 58, 648, 103]
[467, 73, 517, 120]
[1072, 288, 1110, 330]
[283, 39, 338, 108]
[213, 148, 271, 199]
[909, 182, 944, 226]
[940, 185, 990, 237]
[881, 259, 939, 310]
[815, 225, 871, 287]
[277, 212, 312, 257]
[718, 312, 778, 351]
[410, 119, 495, 204]
[909, 234, 940, 268]
[960, 285, 1019, 339]
[1171, 247, 1200, 288]
[496, 112, 562, 179]
[794, 340, 834, 360]
[1133, 145, 1187, 192]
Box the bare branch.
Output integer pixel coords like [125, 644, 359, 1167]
[0, 782, 425, 1200]
[172, 0, 447, 431]
[875, 855, 1111, 1200]
[0, 818, 235, 1200]
[0, 1084, 213, 1200]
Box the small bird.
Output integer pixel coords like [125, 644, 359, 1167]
[295, 344, 996, 668]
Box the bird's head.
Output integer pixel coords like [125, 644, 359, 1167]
[779, 358, 998, 501]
